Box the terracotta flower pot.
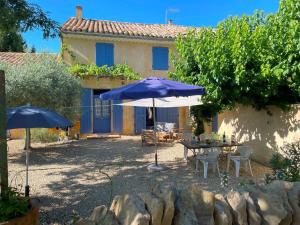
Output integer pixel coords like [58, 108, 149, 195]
[0, 199, 39, 225]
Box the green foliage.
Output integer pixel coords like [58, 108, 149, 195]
[31, 128, 59, 143]
[1, 53, 81, 121]
[0, 0, 58, 38]
[69, 63, 142, 80]
[0, 187, 29, 222]
[170, 0, 300, 117]
[269, 141, 300, 182]
[0, 31, 26, 52]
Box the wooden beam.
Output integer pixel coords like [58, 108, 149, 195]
[0, 70, 8, 200]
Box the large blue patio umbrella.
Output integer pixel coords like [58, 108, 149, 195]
[100, 77, 205, 169]
[6, 105, 72, 196]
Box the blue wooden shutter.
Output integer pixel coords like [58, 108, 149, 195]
[134, 107, 146, 134]
[152, 47, 169, 70]
[156, 107, 179, 127]
[212, 114, 218, 132]
[113, 100, 123, 133]
[80, 88, 92, 134]
[96, 43, 114, 67]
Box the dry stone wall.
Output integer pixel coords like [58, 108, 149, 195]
[74, 181, 300, 225]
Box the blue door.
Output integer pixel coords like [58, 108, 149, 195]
[134, 107, 146, 134]
[96, 43, 114, 67]
[113, 100, 123, 133]
[80, 88, 92, 134]
[156, 107, 179, 127]
[93, 96, 111, 133]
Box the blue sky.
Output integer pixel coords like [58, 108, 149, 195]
[24, 0, 280, 53]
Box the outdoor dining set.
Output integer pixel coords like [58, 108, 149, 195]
[180, 133, 254, 178]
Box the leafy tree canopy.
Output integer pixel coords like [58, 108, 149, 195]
[170, 0, 300, 118]
[0, 31, 26, 52]
[0, 0, 58, 38]
[0, 54, 81, 121]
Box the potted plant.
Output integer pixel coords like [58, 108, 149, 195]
[0, 188, 39, 225]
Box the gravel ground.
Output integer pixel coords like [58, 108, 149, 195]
[7, 136, 271, 225]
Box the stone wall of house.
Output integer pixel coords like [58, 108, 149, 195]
[62, 34, 176, 78]
[217, 104, 300, 165]
[74, 181, 300, 225]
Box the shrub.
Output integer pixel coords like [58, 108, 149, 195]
[0, 187, 29, 222]
[268, 140, 300, 182]
[31, 128, 59, 143]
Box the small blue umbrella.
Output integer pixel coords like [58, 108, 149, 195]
[100, 77, 205, 169]
[6, 105, 72, 196]
[7, 105, 72, 129]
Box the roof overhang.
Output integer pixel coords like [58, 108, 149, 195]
[60, 30, 177, 44]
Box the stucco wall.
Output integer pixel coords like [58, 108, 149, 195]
[62, 34, 175, 78]
[217, 104, 300, 164]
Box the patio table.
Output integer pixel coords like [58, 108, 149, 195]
[179, 140, 243, 172]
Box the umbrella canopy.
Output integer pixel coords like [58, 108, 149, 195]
[100, 77, 205, 100]
[7, 105, 72, 129]
[116, 95, 203, 108]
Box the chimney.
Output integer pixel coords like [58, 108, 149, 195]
[76, 5, 82, 19]
[167, 19, 173, 25]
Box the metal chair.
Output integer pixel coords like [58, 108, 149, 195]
[196, 147, 221, 178]
[229, 146, 253, 177]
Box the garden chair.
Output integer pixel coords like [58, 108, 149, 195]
[228, 146, 253, 177]
[141, 129, 156, 146]
[196, 147, 221, 178]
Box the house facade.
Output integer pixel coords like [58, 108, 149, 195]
[61, 6, 191, 135]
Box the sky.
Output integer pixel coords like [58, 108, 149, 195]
[24, 0, 280, 53]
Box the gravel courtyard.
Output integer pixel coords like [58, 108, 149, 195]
[7, 136, 271, 225]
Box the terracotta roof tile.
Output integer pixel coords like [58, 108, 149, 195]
[0, 52, 56, 66]
[61, 17, 192, 39]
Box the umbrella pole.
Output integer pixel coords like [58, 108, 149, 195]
[25, 128, 30, 197]
[152, 98, 158, 166]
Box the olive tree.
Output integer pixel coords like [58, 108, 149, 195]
[1, 54, 81, 121]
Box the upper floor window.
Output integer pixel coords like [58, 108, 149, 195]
[96, 43, 114, 67]
[152, 47, 169, 70]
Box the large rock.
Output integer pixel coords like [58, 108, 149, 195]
[214, 194, 232, 225]
[243, 192, 261, 225]
[284, 182, 300, 225]
[139, 193, 164, 225]
[267, 181, 293, 225]
[89, 205, 119, 225]
[226, 191, 248, 225]
[110, 194, 150, 225]
[173, 184, 215, 225]
[152, 184, 176, 225]
[246, 185, 289, 225]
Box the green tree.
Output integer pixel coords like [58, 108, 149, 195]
[0, 31, 26, 52]
[0, 0, 58, 52]
[170, 0, 300, 119]
[0, 54, 81, 121]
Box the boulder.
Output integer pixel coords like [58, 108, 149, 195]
[139, 193, 164, 225]
[267, 181, 293, 225]
[246, 185, 288, 225]
[173, 184, 215, 225]
[110, 194, 150, 225]
[152, 184, 176, 225]
[285, 182, 300, 225]
[243, 192, 261, 225]
[226, 191, 248, 225]
[89, 205, 119, 225]
[74, 219, 95, 225]
[214, 194, 232, 225]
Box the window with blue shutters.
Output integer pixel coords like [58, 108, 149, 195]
[152, 47, 169, 70]
[96, 43, 114, 67]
